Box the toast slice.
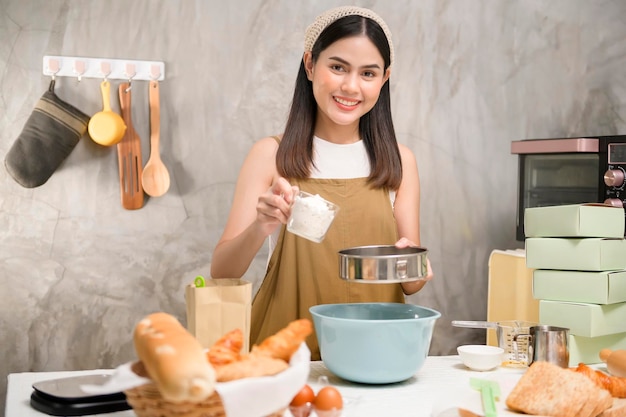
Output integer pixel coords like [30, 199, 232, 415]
[588, 389, 614, 417]
[506, 361, 612, 417]
[599, 398, 626, 417]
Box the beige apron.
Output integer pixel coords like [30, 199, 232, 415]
[251, 177, 405, 360]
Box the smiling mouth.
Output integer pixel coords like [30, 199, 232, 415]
[334, 96, 360, 106]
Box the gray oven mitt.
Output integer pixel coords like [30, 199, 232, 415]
[4, 80, 90, 188]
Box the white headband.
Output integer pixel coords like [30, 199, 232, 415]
[304, 6, 394, 68]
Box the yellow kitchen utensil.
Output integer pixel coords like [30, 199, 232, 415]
[88, 80, 126, 146]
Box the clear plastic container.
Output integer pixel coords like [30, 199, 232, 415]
[287, 191, 339, 243]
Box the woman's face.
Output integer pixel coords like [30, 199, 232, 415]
[304, 35, 390, 134]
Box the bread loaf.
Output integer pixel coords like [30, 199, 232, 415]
[506, 361, 612, 417]
[133, 312, 216, 403]
[599, 398, 626, 417]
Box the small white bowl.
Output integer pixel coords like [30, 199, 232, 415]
[457, 345, 504, 371]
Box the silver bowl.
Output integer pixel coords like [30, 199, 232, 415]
[338, 245, 428, 283]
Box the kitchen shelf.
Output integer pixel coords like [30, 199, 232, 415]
[43, 55, 165, 81]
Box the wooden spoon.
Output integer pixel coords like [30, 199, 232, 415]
[142, 80, 170, 197]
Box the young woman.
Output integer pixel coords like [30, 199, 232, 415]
[211, 6, 433, 360]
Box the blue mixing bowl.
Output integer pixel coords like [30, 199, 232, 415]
[309, 302, 440, 384]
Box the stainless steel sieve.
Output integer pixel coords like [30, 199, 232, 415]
[338, 245, 428, 283]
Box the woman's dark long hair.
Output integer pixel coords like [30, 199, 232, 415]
[276, 14, 402, 190]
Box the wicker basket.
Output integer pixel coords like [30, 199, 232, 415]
[124, 363, 285, 417]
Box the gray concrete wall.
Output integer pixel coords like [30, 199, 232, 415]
[2, 1, 626, 414]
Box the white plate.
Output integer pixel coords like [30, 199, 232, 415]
[33, 374, 115, 399]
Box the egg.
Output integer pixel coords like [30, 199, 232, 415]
[289, 384, 315, 417]
[290, 384, 315, 406]
[313, 386, 343, 411]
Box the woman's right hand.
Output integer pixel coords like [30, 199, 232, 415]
[255, 177, 298, 236]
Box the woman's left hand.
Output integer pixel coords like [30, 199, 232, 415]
[395, 237, 433, 294]
[394, 237, 418, 249]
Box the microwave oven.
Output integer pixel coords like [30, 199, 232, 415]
[511, 135, 626, 241]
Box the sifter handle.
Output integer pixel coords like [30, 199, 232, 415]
[452, 320, 499, 329]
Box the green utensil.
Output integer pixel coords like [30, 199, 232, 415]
[194, 275, 206, 288]
[470, 378, 500, 417]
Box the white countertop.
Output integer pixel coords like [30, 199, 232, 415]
[6, 356, 530, 417]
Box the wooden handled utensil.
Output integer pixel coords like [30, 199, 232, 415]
[117, 82, 144, 209]
[142, 80, 170, 197]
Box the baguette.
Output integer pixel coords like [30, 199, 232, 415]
[133, 312, 216, 403]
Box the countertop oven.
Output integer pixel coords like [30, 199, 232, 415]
[511, 135, 626, 241]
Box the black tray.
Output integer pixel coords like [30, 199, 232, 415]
[30, 374, 131, 416]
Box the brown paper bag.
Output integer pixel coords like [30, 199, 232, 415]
[185, 277, 252, 353]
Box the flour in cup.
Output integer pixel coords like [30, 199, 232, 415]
[287, 192, 338, 243]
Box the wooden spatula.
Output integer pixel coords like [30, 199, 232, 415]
[117, 82, 144, 209]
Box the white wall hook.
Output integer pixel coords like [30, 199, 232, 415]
[100, 61, 111, 80]
[43, 56, 165, 81]
[73, 60, 86, 82]
[125, 63, 136, 80]
[150, 64, 161, 80]
[47, 58, 60, 80]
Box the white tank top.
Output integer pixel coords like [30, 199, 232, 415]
[310, 136, 395, 202]
[310, 136, 370, 178]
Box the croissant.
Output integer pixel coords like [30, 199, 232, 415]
[206, 328, 243, 368]
[251, 319, 313, 362]
[215, 355, 289, 382]
[573, 362, 626, 397]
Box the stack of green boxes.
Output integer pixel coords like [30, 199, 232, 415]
[524, 203, 626, 366]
